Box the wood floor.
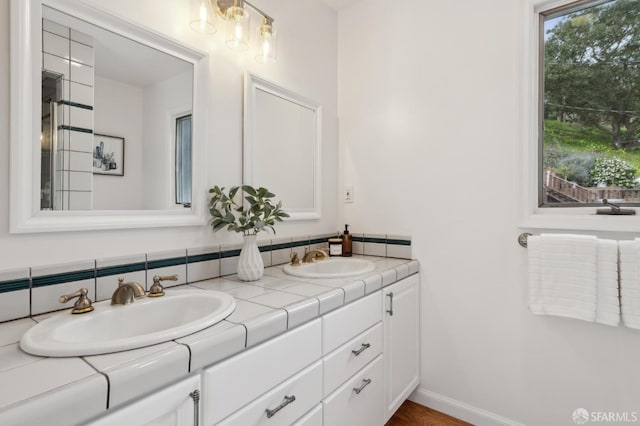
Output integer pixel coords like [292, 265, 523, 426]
[385, 400, 471, 426]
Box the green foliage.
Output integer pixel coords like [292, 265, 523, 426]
[208, 185, 289, 235]
[557, 153, 598, 186]
[589, 157, 637, 188]
[544, 0, 640, 145]
[544, 120, 640, 172]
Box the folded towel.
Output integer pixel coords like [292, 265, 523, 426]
[528, 234, 598, 322]
[620, 240, 640, 329]
[595, 239, 620, 326]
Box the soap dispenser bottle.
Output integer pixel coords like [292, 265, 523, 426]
[342, 224, 352, 257]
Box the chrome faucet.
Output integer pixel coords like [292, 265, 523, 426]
[302, 248, 329, 263]
[111, 277, 146, 305]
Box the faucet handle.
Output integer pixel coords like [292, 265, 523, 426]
[148, 275, 177, 298]
[59, 287, 94, 314]
[290, 251, 301, 266]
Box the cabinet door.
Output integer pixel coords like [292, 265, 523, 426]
[383, 273, 420, 423]
[86, 375, 201, 426]
[323, 355, 384, 426]
[292, 404, 322, 426]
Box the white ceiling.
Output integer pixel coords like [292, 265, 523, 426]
[322, 0, 363, 11]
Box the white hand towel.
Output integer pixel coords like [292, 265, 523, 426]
[528, 234, 598, 322]
[620, 240, 640, 329]
[595, 239, 620, 326]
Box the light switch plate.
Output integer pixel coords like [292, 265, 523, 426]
[344, 185, 354, 203]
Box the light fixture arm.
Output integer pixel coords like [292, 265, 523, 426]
[215, 0, 273, 24]
[243, 0, 274, 24]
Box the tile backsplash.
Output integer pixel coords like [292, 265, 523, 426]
[0, 231, 412, 322]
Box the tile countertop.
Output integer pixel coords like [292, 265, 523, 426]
[0, 255, 419, 421]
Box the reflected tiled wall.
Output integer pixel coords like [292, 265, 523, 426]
[42, 18, 94, 210]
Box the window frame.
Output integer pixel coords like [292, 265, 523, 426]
[518, 0, 640, 231]
[175, 113, 192, 207]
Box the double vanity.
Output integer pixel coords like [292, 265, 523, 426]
[0, 255, 420, 425]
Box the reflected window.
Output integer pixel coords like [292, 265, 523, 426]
[176, 114, 192, 206]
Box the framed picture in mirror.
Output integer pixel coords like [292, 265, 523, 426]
[93, 134, 124, 176]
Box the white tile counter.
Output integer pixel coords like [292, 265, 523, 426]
[0, 255, 419, 423]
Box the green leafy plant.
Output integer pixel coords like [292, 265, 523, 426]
[208, 185, 289, 235]
[589, 157, 637, 188]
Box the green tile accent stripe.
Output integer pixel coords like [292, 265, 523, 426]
[60, 100, 93, 110]
[271, 242, 291, 251]
[0, 279, 30, 293]
[58, 125, 93, 134]
[310, 237, 330, 245]
[291, 239, 309, 248]
[147, 257, 186, 269]
[220, 249, 241, 258]
[352, 236, 410, 245]
[97, 262, 146, 277]
[32, 269, 95, 288]
[258, 245, 271, 253]
[187, 252, 220, 264]
[386, 238, 412, 246]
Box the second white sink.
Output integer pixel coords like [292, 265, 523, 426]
[283, 257, 375, 279]
[20, 289, 236, 357]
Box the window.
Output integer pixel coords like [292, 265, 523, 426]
[175, 114, 192, 206]
[540, 0, 640, 207]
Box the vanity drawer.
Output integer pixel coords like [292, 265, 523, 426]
[323, 322, 382, 397]
[217, 361, 322, 426]
[203, 319, 321, 425]
[323, 355, 384, 426]
[322, 291, 381, 354]
[292, 404, 322, 426]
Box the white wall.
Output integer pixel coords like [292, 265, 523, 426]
[0, 0, 338, 268]
[338, 0, 640, 425]
[93, 76, 144, 210]
[142, 70, 192, 210]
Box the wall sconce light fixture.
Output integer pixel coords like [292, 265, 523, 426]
[190, 0, 277, 63]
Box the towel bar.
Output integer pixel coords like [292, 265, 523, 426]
[518, 233, 533, 248]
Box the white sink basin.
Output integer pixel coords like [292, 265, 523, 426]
[20, 289, 236, 357]
[283, 258, 375, 279]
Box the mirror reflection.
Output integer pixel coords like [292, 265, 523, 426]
[40, 5, 194, 211]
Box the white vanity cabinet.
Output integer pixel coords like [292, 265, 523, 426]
[321, 291, 385, 426]
[382, 273, 421, 423]
[85, 374, 201, 426]
[202, 319, 322, 425]
[74, 273, 420, 426]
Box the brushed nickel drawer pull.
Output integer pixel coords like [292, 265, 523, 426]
[351, 343, 371, 356]
[265, 395, 296, 419]
[386, 292, 394, 316]
[189, 390, 200, 426]
[353, 378, 372, 395]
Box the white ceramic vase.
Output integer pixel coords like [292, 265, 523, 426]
[237, 234, 264, 281]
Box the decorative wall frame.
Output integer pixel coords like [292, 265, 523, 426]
[93, 134, 124, 176]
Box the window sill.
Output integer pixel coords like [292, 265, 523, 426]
[520, 208, 640, 233]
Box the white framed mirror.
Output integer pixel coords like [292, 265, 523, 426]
[243, 73, 322, 221]
[9, 0, 208, 233]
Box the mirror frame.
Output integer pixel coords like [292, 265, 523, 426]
[9, 0, 208, 233]
[243, 73, 322, 221]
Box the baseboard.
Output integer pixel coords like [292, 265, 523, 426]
[409, 387, 525, 426]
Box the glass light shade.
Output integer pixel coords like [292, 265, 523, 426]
[190, 0, 216, 34]
[256, 21, 277, 63]
[225, 5, 250, 51]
